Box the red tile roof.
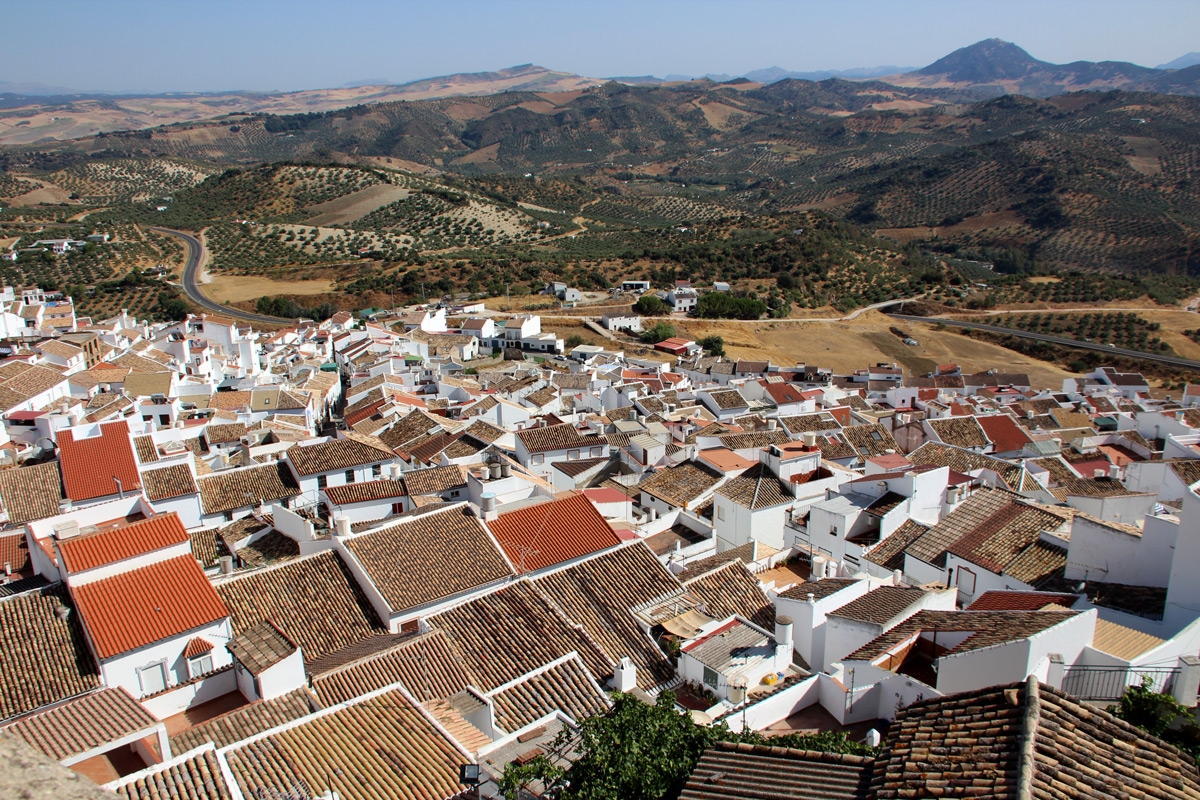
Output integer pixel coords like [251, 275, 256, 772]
[966, 590, 1081, 611]
[486, 493, 622, 573]
[58, 513, 189, 573]
[184, 637, 215, 658]
[56, 421, 141, 502]
[976, 414, 1034, 454]
[72, 555, 229, 659]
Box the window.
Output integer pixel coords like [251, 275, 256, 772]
[703, 666, 719, 690]
[137, 662, 167, 695]
[956, 566, 977, 595]
[531, 454, 545, 466]
[716, 505, 725, 521]
[188, 653, 213, 679]
[345, 470, 355, 484]
[317, 475, 328, 490]
[373, 464, 383, 479]
[450, 490, 460, 498]
[568, 449, 580, 461]
[159, 414, 170, 426]
[591, 446, 603, 458]
[223, 511, 233, 522]
[392, 502, 405, 515]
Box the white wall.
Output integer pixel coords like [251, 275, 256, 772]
[775, 579, 873, 670]
[1066, 514, 1176, 587]
[98, 618, 233, 700]
[141, 666, 237, 721]
[256, 647, 307, 701]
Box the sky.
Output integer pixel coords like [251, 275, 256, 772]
[4, 0, 1198, 94]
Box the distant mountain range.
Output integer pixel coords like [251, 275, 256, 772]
[4, 41, 1200, 145]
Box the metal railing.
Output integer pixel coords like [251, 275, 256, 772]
[1061, 665, 1179, 702]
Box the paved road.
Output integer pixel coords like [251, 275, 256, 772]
[151, 227, 290, 325]
[887, 313, 1200, 371]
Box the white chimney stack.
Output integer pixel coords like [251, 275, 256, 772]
[802, 432, 817, 447]
[1094, 468, 1105, 479]
[53, 520, 80, 539]
[481, 492, 497, 521]
[865, 729, 882, 748]
[500, 462, 511, 478]
[388, 462, 403, 480]
[1109, 464, 1120, 480]
[767, 419, 777, 431]
[775, 615, 794, 651]
[893, 569, 904, 586]
[334, 515, 351, 538]
[613, 657, 637, 693]
[218, 555, 234, 575]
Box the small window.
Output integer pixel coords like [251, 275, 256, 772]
[568, 449, 580, 461]
[591, 446, 603, 458]
[532, 454, 545, 466]
[703, 665, 719, 690]
[450, 490, 460, 498]
[392, 501, 405, 514]
[956, 566, 977, 595]
[317, 475, 328, 490]
[223, 511, 233, 522]
[716, 505, 725, 521]
[345, 470, 355, 484]
[188, 653, 213, 679]
[373, 464, 383, 479]
[138, 662, 167, 695]
[400, 619, 419, 634]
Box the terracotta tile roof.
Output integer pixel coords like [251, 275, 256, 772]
[1169, 459, 1200, 488]
[1056, 475, 1140, 498]
[812, 432, 857, 460]
[463, 418, 506, 443]
[715, 430, 791, 450]
[235, 530, 300, 568]
[57, 421, 141, 502]
[72, 555, 228, 660]
[204, 423, 247, 445]
[59, 513, 190, 573]
[683, 560, 776, 631]
[324, 478, 408, 505]
[707, 389, 749, 410]
[132, 435, 159, 464]
[0, 531, 30, 575]
[5, 687, 158, 762]
[490, 655, 610, 734]
[715, 463, 791, 510]
[538, 543, 680, 685]
[681, 741, 874, 800]
[114, 747, 234, 800]
[0, 584, 101, 720]
[841, 423, 902, 458]
[1001, 538, 1068, 586]
[429, 580, 613, 692]
[966, 590, 1081, 611]
[345, 505, 514, 612]
[0, 461, 63, 524]
[286, 437, 393, 476]
[487, 493, 622, 573]
[829, 585, 927, 626]
[402, 464, 467, 496]
[228, 620, 297, 674]
[170, 688, 315, 755]
[637, 461, 724, 509]
[553, 456, 609, 478]
[1032, 456, 1079, 486]
[141, 465, 199, 502]
[214, 551, 385, 665]
[515, 423, 597, 454]
[197, 462, 299, 515]
[310, 630, 477, 705]
[908, 442, 1035, 493]
[778, 578, 859, 603]
[846, 609, 1077, 663]
[224, 687, 466, 800]
[1091, 618, 1165, 661]
[905, 488, 1025, 568]
[871, 678, 1200, 799]
[977, 414, 1034, 453]
[864, 519, 929, 572]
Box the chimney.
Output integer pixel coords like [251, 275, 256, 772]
[807, 593, 815, 604]
[218, 555, 234, 575]
[613, 657, 637, 693]
[775, 615, 794, 651]
[54, 603, 71, 621]
[1109, 464, 1120, 480]
[480, 492, 497, 521]
[500, 462, 511, 478]
[767, 419, 777, 431]
[801, 432, 817, 448]
[53, 520, 80, 539]
[334, 515, 351, 538]
[388, 462, 403, 480]
[1094, 468, 1106, 479]
[893, 569, 904, 586]
[865, 729, 882, 748]
[728, 675, 748, 705]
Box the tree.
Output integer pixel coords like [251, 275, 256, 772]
[1110, 679, 1200, 764]
[695, 293, 767, 320]
[632, 294, 667, 316]
[640, 321, 676, 344]
[501, 692, 876, 800]
[565, 334, 586, 349]
[699, 335, 725, 357]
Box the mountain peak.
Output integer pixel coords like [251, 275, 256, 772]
[916, 39, 1047, 82]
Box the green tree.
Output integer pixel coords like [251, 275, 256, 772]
[695, 293, 767, 320]
[699, 335, 725, 357]
[640, 321, 676, 344]
[565, 334, 586, 349]
[501, 692, 876, 800]
[1110, 679, 1200, 764]
[632, 294, 667, 316]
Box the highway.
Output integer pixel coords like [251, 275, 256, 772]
[887, 313, 1200, 372]
[150, 227, 291, 325]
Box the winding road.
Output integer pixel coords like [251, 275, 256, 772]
[887, 313, 1200, 372]
[150, 227, 291, 325]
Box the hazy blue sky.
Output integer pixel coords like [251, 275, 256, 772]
[5, 0, 1198, 93]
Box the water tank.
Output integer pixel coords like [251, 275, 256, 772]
[481, 492, 496, 513]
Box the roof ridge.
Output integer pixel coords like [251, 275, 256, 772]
[1015, 675, 1040, 800]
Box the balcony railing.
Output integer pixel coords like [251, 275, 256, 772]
[1061, 665, 1178, 702]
